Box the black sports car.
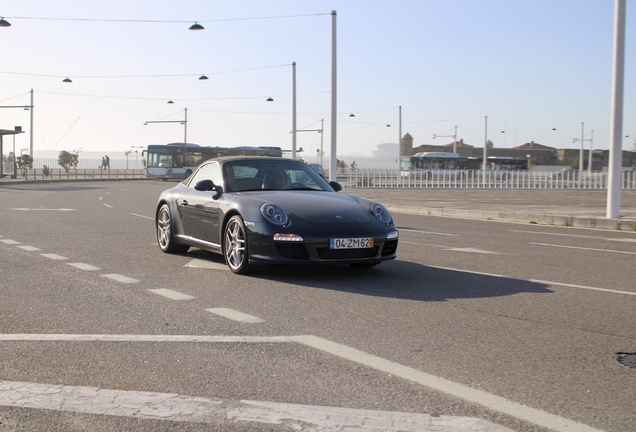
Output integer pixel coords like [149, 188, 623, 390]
[155, 157, 399, 274]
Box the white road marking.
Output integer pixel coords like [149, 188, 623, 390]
[149, 289, 194, 301]
[18, 246, 42, 251]
[103, 203, 113, 208]
[0, 334, 600, 432]
[11, 208, 76, 211]
[0, 380, 511, 431]
[184, 258, 227, 270]
[424, 264, 636, 297]
[206, 308, 264, 323]
[530, 242, 636, 255]
[401, 242, 499, 255]
[1, 239, 20, 245]
[398, 228, 458, 237]
[130, 213, 154, 220]
[444, 247, 498, 254]
[41, 253, 68, 260]
[293, 336, 601, 432]
[511, 229, 636, 242]
[67, 263, 101, 271]
[101, 274, 139, 284]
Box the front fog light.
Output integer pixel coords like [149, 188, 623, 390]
[273, 233, 304, 242]
[387, 231, 399, 239]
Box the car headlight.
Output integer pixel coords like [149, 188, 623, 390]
[371, 202, 392, 224]
[261, 203, 289, 226]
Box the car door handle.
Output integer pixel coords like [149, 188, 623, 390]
[182, 200, 189, 207]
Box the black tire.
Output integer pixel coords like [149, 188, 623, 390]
[185, 169, 193, 178]
[349, 262, 380, 269]
[156, 204, 189, 253]
[223, 215, 253, 274]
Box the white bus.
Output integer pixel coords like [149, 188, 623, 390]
[144, 143, 283, 180]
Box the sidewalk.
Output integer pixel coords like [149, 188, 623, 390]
[344, 189, 636, 231]
[2, 176, 636, 231]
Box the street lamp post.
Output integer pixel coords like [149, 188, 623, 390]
[433, 125, 458, 153]
[144, 108, 187, 143]
[572, 122, 590, 172]
[296, 119, 323, 164]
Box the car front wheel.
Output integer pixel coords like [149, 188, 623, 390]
[223, 215, 253, 274]
[157, 204, 189, 253]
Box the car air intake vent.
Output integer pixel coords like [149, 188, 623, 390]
[317, 247, 378, 260]
[381, 240, 398, 256]
[275, 243, 309, 260]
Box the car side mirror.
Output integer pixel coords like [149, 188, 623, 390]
[194, 180, 223, 199]
[212, 185, 223, 200]
[194, 179, 215, 191]
[329, 181, 342, 192]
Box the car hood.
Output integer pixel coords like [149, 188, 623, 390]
[240, 191, 372, 224]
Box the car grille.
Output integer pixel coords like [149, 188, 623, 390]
[316, 247, 379, 260]
[381, 240, 398, 256]
[275, 243, 310, 260]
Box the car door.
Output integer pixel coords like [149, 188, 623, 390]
[180, 162, 221, 246]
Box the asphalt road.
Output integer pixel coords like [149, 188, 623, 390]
[0, 181, 634, 432]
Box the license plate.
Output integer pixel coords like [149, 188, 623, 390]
[329, 237, 374, 249]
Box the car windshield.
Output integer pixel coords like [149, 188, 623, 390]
[223, 159, 333, 192]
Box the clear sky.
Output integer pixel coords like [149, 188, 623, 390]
[1, 0, 634, 160]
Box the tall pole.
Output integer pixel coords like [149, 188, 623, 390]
[607, 0, 626, 218]
[453, 125, 457, 153]
[397, 105, 402, 169]
[588, 130, 594, 175]
[483, 116, 488, 186]
[579, 122, 584, 172]
[184, 108, 188, 144]
[29, 89, 34, 158]
[329, 10, 337, 181]
[320, 118, 324, 166]
[292, 62, 297, 160]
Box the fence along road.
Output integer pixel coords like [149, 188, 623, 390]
[343, 169, 636, 190]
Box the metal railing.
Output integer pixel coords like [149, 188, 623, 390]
[15, 168, 147, 181]
[342, 169, 636, 190]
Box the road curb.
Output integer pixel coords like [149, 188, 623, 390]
[384, 204, 636, 231]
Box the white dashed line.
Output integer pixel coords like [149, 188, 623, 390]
[10, 208, 76, 211]
[67, 263, 101, 271]
[399, 228, 458, 236]
[530, 242, 636, 255]
[206, 308, 264, 323]
[444, 247, 498, 254]
[101, 274, 139, 284]
[17, 246, 42, 251]
[41, 253, 68, 260]
[148, 289, 194, 301]
[103, 203, 113, 208]
[424, 264, 636, 297]
[184, 258, 227, 270]
[510, 229, 636, 242]
[0, 239, 20, 245]
[130, 213, 154, 220]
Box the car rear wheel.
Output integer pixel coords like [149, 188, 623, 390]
[157, 204, 189, 253]
[223, 215, 253, 274]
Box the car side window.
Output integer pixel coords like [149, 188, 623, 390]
[189, 162, 220, 187]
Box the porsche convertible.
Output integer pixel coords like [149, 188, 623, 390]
[155, 157, 399, 274]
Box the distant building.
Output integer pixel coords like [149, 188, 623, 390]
[402, 134, 636, 168]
